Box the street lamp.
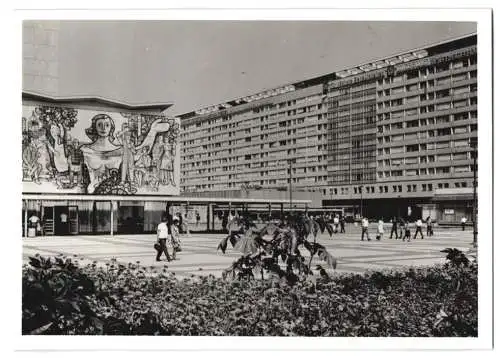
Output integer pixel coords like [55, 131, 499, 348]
[359, 185, 363, 218]
[288, 159, 293, 211]
[469, 137, 478, 247]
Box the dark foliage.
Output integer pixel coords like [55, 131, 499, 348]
[440, 248, 471, 267]
[22, 248, 477, 336]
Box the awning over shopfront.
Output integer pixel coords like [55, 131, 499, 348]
[431, 188, 474, 202]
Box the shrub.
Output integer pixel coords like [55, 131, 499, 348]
[22, 251, 477, 336]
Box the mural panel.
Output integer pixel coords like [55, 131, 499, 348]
[22, 104, 181, 195]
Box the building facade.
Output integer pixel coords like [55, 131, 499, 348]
[22, 92, 183, 236]
[179, 34, 478, 223]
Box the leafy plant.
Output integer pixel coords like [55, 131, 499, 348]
[217, 212, 336, 283]
[22, 255, 105, 334]
[440, 248, 471, 267]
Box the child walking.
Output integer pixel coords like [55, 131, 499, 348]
[376, 218, 384, 240]
[402, 221, 411, 242]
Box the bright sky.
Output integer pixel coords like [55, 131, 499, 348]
[55, 21, 476, 116]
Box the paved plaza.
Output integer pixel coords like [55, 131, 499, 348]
[22, 225, 475, 279]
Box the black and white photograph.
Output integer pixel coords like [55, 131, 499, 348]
[4, 2, 495, 354]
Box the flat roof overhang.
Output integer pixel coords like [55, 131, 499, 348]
[21, 193, 312, 205]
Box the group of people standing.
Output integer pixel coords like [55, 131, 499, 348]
[387, 216, 434, 241]
[332, 214, 346, 234]
[360, 216, 434, 242]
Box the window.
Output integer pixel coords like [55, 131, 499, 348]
[437, 128, 452, 136]
[436, 89, 450, 99]
[406, 120, 419, 128]
[436, 102, 451, 111]
[391, 146, 404, 154]
[436, 167, 451, 174]
[452, 73, 468, 82]
[436, 63, 449, 73]
[392, 86, 405, 94]
[453, 86, 469, 95]
[405, 157, 418, 165]
[453, 152, 468, 160]
[437, 154, 451, 161]
[435, 141, 450, 149]
[453, 139, 469, 147]
[454, 100, 468, 108]
[406, 144, 419, 152]
[392, 111, 404, 118]
[454, 126, 468, 134]
[454, 165, 470, 173]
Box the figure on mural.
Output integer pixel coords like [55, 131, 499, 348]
[134, 146, 151, 187]
[67, 139, 84, 186]
[116, 123, 137, 185]
[49, 123, 70, 174]
[159, 135, 175, 186]
[25, 116, 53, 180]
[22, 141, 42, 184]
[151, 134, 164, 172]
[80, 114, 171, 193]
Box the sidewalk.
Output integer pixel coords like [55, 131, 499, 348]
[22, 228, 475, 279]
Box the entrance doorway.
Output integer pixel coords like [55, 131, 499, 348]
[54, 206, 69, 235]
[118, 205, 144, 234]
[43, 205, 79, 236]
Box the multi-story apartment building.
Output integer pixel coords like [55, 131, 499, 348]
[179, 33, 478, 223]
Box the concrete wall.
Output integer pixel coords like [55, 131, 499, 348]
[23, 21, 60, 95]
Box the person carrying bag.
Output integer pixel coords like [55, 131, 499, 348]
[155, 215, 172, 262]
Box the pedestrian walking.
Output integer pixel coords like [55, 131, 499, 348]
[333, 215, 339, 233]
[461, 216, 467, 231]
[414, 218, 424, 240]
[398, 217, 405, 240]
[361, 217, 371, 241]
[170, 216, 182, 260]
[155, 215, 172, 262]
[196, 211, 201, 227]
[376, 218, 384, 240]
[389, 216, 399, 239]
[426, 216, 433, 237]
[402, 221, 411, 242]
[340, 215, 346, 233]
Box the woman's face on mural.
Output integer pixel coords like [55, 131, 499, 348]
[95, 117, 112, 138]
[50, 124, 61, 138]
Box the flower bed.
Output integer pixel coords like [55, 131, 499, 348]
[22, 254, 477, 336]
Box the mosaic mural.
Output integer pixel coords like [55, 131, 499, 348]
[22, 104, 180, 195]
